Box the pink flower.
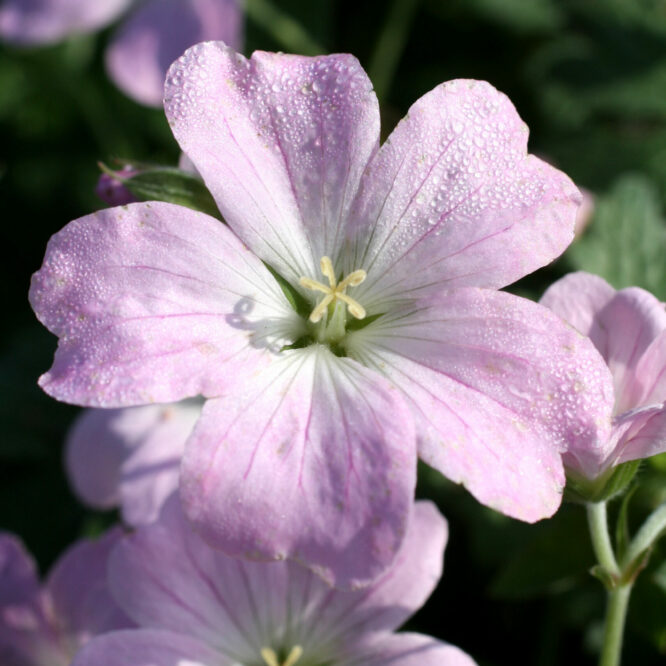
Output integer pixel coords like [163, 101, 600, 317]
[0, 529, 132, 666]
[66, 402, 200, 526]
[72, 497, 476, 666]
[541, 272, 666, 480]
[0, 0, 243, 106]
[30, 44, 614, 587]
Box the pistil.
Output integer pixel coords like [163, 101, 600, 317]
[260, 645, 304, 666]
[299, 256, 367, 324]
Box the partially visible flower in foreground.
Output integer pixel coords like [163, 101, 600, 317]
[72, 497, 476, 666]
[0, 0, 243, 106]
[66, 401, 200, 526]
[0, 529, 131, 666]
[541, 272, 666, 482]
[30, 44, 614, 587]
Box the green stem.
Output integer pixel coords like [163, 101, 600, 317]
[599, 584, 632, 666]
[586, 502, 620, 577]
[622, 501, 666, 569]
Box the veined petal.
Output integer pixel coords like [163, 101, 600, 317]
[632, 330, 666, 406]
[45, 528, 133, 640]
[106, 0, 243, 107]
[180, 345, 416, 589]
[30, 202, 298, 407]
[71, 629, 225, 666]
[343, 633, 477, 666]
[295, 502, 447, 655]
[346, 79, 580, 309]
[346, 288, 615, 520]
[65, 403, 199, 526]
[165, 42, 380, 283]
[0, 0, 131, 45]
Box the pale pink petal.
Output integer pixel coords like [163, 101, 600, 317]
[46, 528, 133, 642]
[539, 271, 615, 347]
[345, 633, 477, 665]
[29, 202, 298, 407]
[346, 288, 615, 520]
[0, 533, 53, 666]
[589, 288, 666, 413]
[346, 79, 580, 309]
[66, 403, 199, 525]
[611, 406, 666, 466]
[107, 0, 243, 107]
[0, 0, 131, 45]
[297, 502, 447, 653]
[626, 329, 666, 407]
[108, 496, 285, 659]
[165, 42, 380, 283]
[180, 346, 416, 588]
[71, 629, 225, 666]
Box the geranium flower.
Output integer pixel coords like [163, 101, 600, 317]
[0, 529, 132, 666]
[0, 0, 242, 106]
[30, 44, 614, 587]
[72, 497, 476, 666]
[541, 272, 666, 481]
[66, 401, 200, 526]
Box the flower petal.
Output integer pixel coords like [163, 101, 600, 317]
[346, 288, 615, 520]
[66, 402, 199, 525]
[632, 330, 666, 406]
[0, 0, 131, 45]
[344, 632, 477, 665]
[297, 501, 447, 654]
[30, 202, 298, 407]
[539, 271, 615, 346]
[106, 0, 243, 107]
[346, 79, 580, 309]
[0, 533, 52, 666]
[165, 42, 380, 283]
[71, 629, 225, 666]
[180, 346, 416, 588]
[611, 405, 666, 466]
[46, 528, 133, 641]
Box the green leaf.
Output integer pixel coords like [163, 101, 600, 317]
[102, 164, 222, 221]
[567, 175, 666, 299]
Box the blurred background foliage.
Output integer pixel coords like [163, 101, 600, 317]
[1, 0, 666, 664]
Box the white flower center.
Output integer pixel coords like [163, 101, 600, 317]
[299, 256, 366, 324]
[260, 645, 304, 666]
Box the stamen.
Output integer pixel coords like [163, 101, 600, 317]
[299, 256, 367, 323]
[260, 646, 304, 666]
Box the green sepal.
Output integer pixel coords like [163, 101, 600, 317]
[100, 163, 222, 220]
[620, 547, 652, 586]
[262, 263, 312, 318]
[564, 460, 641, 504]
[346, 312, 385, 331]
[590, 564, 618, 591]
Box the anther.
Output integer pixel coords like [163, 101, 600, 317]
[260, 646, 304, 666]
[299, 256, 367, 323]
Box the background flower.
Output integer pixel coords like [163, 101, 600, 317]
[0, 529, 132, 666]
[73, 497, 476, 666]
[0, 0, 243, 106]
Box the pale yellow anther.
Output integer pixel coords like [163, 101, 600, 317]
[299, 256, 367, 323]
[260, 646, 304, 666]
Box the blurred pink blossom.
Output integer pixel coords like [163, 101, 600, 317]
[0, 0, 243, 106]
[72, 497, 477, 666]
[0, 529, 132, 666]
